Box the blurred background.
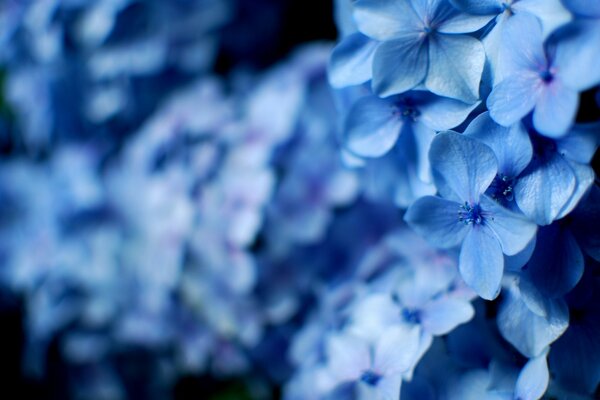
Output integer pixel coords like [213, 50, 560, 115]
[0, 0, 335, 398]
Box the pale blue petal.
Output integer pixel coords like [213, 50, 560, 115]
[513, 153, 577, 225]
[437, 13, 495, 34]
[449, 0, 503, 15]
[464, 112, 532, 177]
[418, 94, 480, 131]
[481, 195, 537, 256]
[329, 33, 378, 88]
[421, 298, 475, 335]
[354, 0, 423, 41]
[425, 34, 485, 103]
[404, 196, 469, 249]
[412, 122, 436, 183]
[344, 95, 404, 157]
[505, 235, 536, 272]
[497, 284, 569, 358]
[515, 353, 550, 400]
[487, 74, 541, 127]
[556, 161, 595, 219]
[326, 333, 371, 382]
[429, 131, 498, 203]
[512, 0, 572, 38]
[374, 325, 421, 375]
[372, 37, 428, 97]
[496, 14, 546, 75]
[459, 226, 503, 300]
[532, 80, 579, 138]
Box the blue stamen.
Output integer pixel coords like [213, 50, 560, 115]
[458, 202, 484, 225]
[360, 370, 382, 386]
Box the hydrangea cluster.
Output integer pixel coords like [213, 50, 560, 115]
[0, 0, 598, 399]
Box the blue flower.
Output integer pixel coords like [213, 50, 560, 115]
[405, 131, 537, 299]
[487, 14, 582, 138]
[353, 0, 491, 102]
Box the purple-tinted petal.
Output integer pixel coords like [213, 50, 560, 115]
[464, 112, 532, 177]
[372, 37, 428, 97]
[496, 14, 546, 75]
[515, 353, 550, 400]
[354, 0, 423, 41]
[487, 74, 542, 127]
[480, 195, 538, 256]
[344, 95, 403, 157]
[557, 123, 599, 164]
[421, 298, 475, 335]
[404, 196, 469, 249]
[429, 131, 498, 203]
[329, 33, 378, 88]
[532, 80, 579, 138]
[425, 34, 485, 103]
[459, 226, 503, 300]
[513, 152, 577, 225]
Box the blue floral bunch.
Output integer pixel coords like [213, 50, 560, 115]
[323, 0, 600, 398]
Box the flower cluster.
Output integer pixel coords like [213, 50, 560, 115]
[324, 0, 600, 398]
[0, 0, 598, 399]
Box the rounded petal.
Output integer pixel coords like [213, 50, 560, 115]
[374, 325, 421, 375]
[372, 37, 428, 97]
[404, 196, 469, 249]
[421, 298, 475, 335]
[480, 195, 538, 256]
[329, 33, 378, 88]
[554, 21, 600, 90]
[429, 131, 498, 203]
[512, 0, 572, 38]
[487, 74, 542, 127]
[562, 0, 600, 17]
[532, 80, 579, 138]
[459, 226, 503, 300]
[513, 153, 577, 225]
[418, 94, 480, 131]
[326, 333, 371, 383]
[515, 354, 550, 400]
[464, 112, 533, 177]
[354, 0, 422, 41]
[425, 34, 485, 103]
[344, 95, 404, 157]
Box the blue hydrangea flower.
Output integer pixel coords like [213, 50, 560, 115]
[353, 0, 491, 102]
[325, 326, 421, 398]
[487, 14, 582, 138]
[405, 131, 537, 299]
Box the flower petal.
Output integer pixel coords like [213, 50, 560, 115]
[344, 95, 403, 157]
[532, 80, 579, 138]
[354, 0, 423, 41]
[513, 152, 577, 225]
[429, 131, 498, 203]
[487, 73, 541, 127]
[512, 0, 572, 38]
[554, 21, 600, 91]
[329, 33, 378, 88]
[463, 112, 532, 177]
[425, 34, 485, 103]
[374, 325, 421, 375]
[515, 353, 550, 400]
[459, 226, 503, 300]
[404, 196, 469, 249]
[448, 0, 503, 15]
[418, 93, 480, 131]
[421, 297, 475, 335]
[372, 37, 428, 97]
[326, 333, 371, 383]
[480, 195, 538, 256]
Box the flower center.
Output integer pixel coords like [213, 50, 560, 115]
[402, 308, 422, 324]
[458, 202, 484, 225]
[540, 69, 554, 83]
[360, 370, 382, 386]
[488, 174, 514, 203]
